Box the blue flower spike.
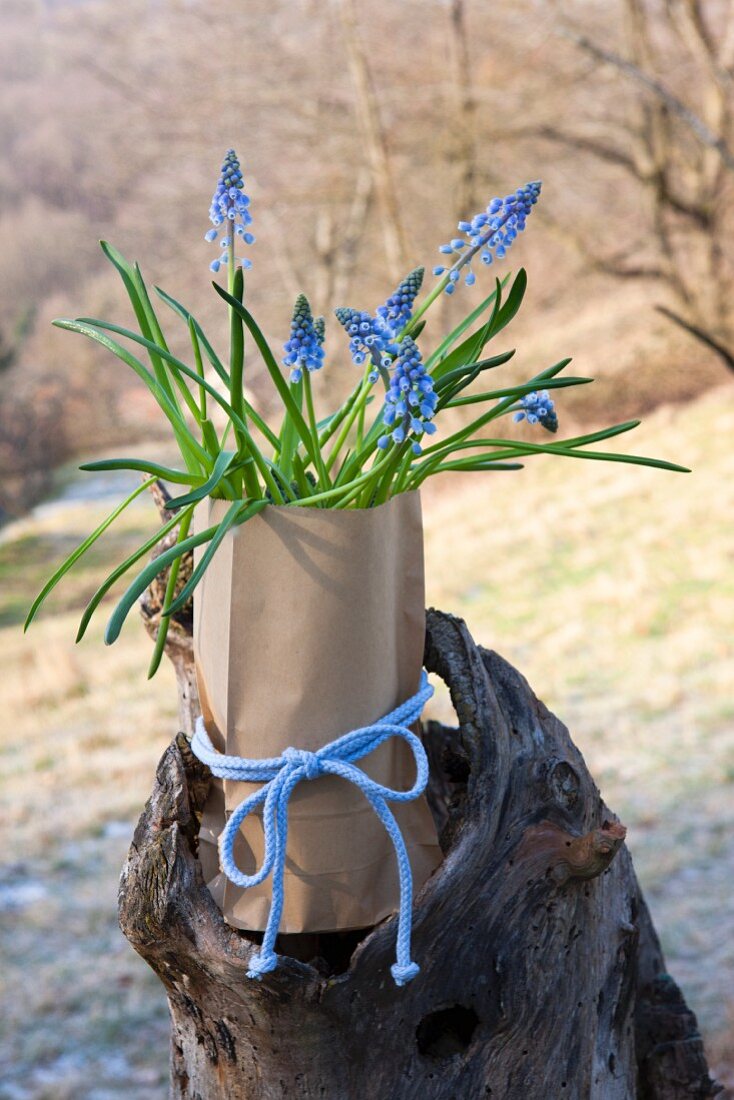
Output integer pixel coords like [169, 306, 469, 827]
[283, 294, 325, 384]
[334, 307, 397, 381]
[378, 337, 438, 455]
[513, 390, 558, 433]
[436, 180, 541, 294]
[335, 268, 424, 381]
[376, 267, 424, 333]
[206, 149, 254, 273]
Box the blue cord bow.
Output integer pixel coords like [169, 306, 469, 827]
[191, 671, 434, 986]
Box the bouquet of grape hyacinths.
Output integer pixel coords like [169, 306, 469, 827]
[26, 148, 687, 675]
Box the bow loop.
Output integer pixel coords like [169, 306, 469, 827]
[191, 670, 434, 988]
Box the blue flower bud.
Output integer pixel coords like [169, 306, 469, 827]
[375, 268, 424, 335]
[282, 294, 325, 379]
[515, 389, 557, 432]
[432, 181, 542, 295]
[206, 149, 254, 273]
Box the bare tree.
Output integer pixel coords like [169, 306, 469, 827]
[553, 1, 734, 372]
[334, 0, 409, 280]
[447, 0, 479, 218]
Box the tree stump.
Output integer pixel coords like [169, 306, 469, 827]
[119, 609, 721, 1099]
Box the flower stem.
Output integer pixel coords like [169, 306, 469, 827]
[402, 212, 514, 339]
[325, 366, 372, 475]
[303, 371, 331, 492]
[227, 221, 236, 297]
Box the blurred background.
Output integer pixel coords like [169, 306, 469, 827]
[0, 0, 732, 1095]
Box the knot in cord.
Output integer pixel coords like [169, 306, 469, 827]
[191, 671, 434, 989]
[282, 746, 322, 779]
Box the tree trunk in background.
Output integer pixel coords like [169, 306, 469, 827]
[119, 608, 720, 1098]
[448, 0, 478, 220]
[335, 0, 409, 280]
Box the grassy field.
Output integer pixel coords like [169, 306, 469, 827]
[1, 387, 732, 1097]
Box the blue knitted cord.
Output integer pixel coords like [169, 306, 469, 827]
[191, 671, 434, 987]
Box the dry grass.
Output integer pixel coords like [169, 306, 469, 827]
[1, 386, 732, 1096]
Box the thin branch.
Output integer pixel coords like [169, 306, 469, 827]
[562, 28, 734, 171]
[656, 303, 734, 373]
[529, 123, 709, 227]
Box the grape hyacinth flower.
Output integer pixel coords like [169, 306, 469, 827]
[376, 267, 424, 333]
[283, 294, 325, 383]
[433, 181, 541, 294]
[335, 270, 424, 381]
[513, 390, 558, 433]
[334, 307, 396, 381]
[205, 149, 255, 274]
[377, 337, 438, 455]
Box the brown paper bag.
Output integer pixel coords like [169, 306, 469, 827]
[194, 490, 441, 933]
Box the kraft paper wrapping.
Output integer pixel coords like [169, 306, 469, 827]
[193, 491, 441, 933]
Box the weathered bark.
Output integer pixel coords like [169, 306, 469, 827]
[119, 610, 720, 1099]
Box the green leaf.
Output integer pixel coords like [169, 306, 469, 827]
[213, 285, 320, 469]
[104, 521, 217, 644]
[166, 449, 236, 510]
[429, 460, 525, 473]
[130, 261, 203, 424]
[165, 499, 266, 616]
[155, 285, 230, 385]
[445, 376, 593, 408]
[431, 270, 526, 391]
[76, 314, 202, 432]
[76, 507, 187, 642]
[444, 442, 689, 473]
[424, 276, 510, 370]
[54, 318, 208, 472]
[201, 418, 221, 457]
[188, 316, 207, 421]
[68, 318, 274, 494]
[430, 279, 504, 383]
[279, 377, 303, 479]
[104, 499, 268, 643]
[79, 458, 202, 485]
[100, 242, 180, 410]
[292, 452, 315, 498]
[243, 400, 281, 452]
[24, 476, 156, 631]
[551, 448, 690, 473]
[147, 506, 193, 678]
[490, 267, 527, 340]
[434, 349, 517, 400]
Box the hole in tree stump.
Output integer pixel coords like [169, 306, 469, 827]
[275, 927, 373, 976]
[416, 1004, 480, 1060]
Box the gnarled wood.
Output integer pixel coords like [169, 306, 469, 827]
[119, 609, 720, 1099]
